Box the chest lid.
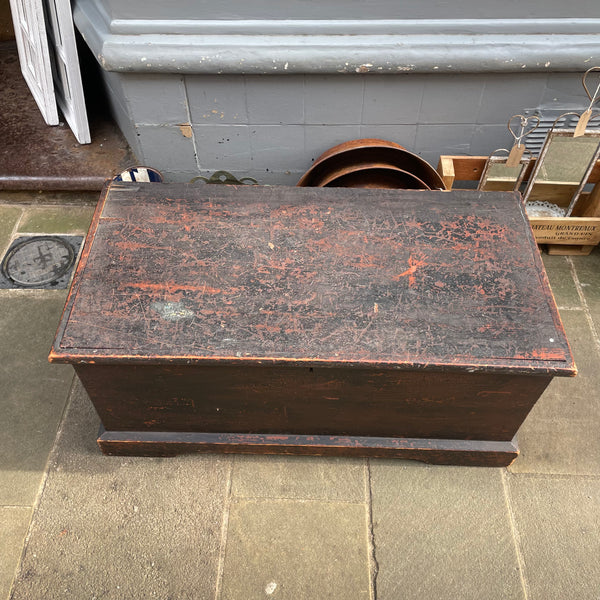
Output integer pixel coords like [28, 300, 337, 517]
[50, 183, 575, 376]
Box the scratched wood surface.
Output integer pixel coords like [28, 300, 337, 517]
[51, 183, 574, 375]
[96, 428, 520, 467]
[74, 363, 551, 440]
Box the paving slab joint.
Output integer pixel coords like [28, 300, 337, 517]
[214, 457, 234, 600]
[501, 469, 530, 600]
[365, 460, 379, 600]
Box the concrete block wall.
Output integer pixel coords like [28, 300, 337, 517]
[101, 70, 593, 185]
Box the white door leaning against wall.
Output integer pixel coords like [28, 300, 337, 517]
[10, 0, 91, 144]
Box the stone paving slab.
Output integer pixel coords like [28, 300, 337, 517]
[0, 507, 31, 600]
[10, 381, 231, 600]
[541, 254, 581, 308]
[520, 309, 599, 422]
[0, 191, 101, 205]
[510, 310, 600, 475]
[0, 292, 73, 505]
[571, 249, 600, 319]
[507, 474, 600, 600]
[0, 206, 21, 252]
[16, 206, 95, 235]
[512, 419, 600, 477]
[220, 498, 371, 600]
[370, 461, 524, 600]
[231, 454, 366, 502]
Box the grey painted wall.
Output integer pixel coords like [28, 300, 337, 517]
[101, 71, 595, 185]
[76, 0, 600, 183]
[74, 0, 600, 74]
[100, 0, 599, 22]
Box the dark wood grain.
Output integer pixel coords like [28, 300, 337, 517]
[75, 364, 550, 442]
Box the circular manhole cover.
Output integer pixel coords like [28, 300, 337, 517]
[2, 236, 75, 287]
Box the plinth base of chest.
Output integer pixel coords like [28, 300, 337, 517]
[74, 363, 550, 466]
[97, 428, 519, 467]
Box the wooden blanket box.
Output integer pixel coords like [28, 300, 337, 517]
[50, 183, 576, 466]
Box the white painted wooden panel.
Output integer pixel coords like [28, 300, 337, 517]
[44, 0, 91, 144]
[9, 0, 59, 125]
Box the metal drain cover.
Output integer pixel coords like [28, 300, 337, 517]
[0, 236, 83, 289]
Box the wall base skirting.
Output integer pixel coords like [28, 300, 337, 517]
[74, 0, 600, 75]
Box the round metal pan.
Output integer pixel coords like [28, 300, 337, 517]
[323, 167, 430, 190]
[318, 163, 430, 189]
[297, 139, 446, 190]
[310, 138, 406, 163]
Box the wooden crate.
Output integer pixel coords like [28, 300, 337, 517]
[438, 156, 600, 255]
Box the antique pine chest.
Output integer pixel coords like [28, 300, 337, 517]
[50, 182, 576, 466]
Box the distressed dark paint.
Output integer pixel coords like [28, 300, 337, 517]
[50, 183, 575, 465]
[52, 183, 574, 373]
[75, 363, 551, 441]
[98, 428, 520, 468]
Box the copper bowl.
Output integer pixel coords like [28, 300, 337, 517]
[319, 163, 430, 190]
[310, 138, 406, 163]
[297, 139, 446, 190]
